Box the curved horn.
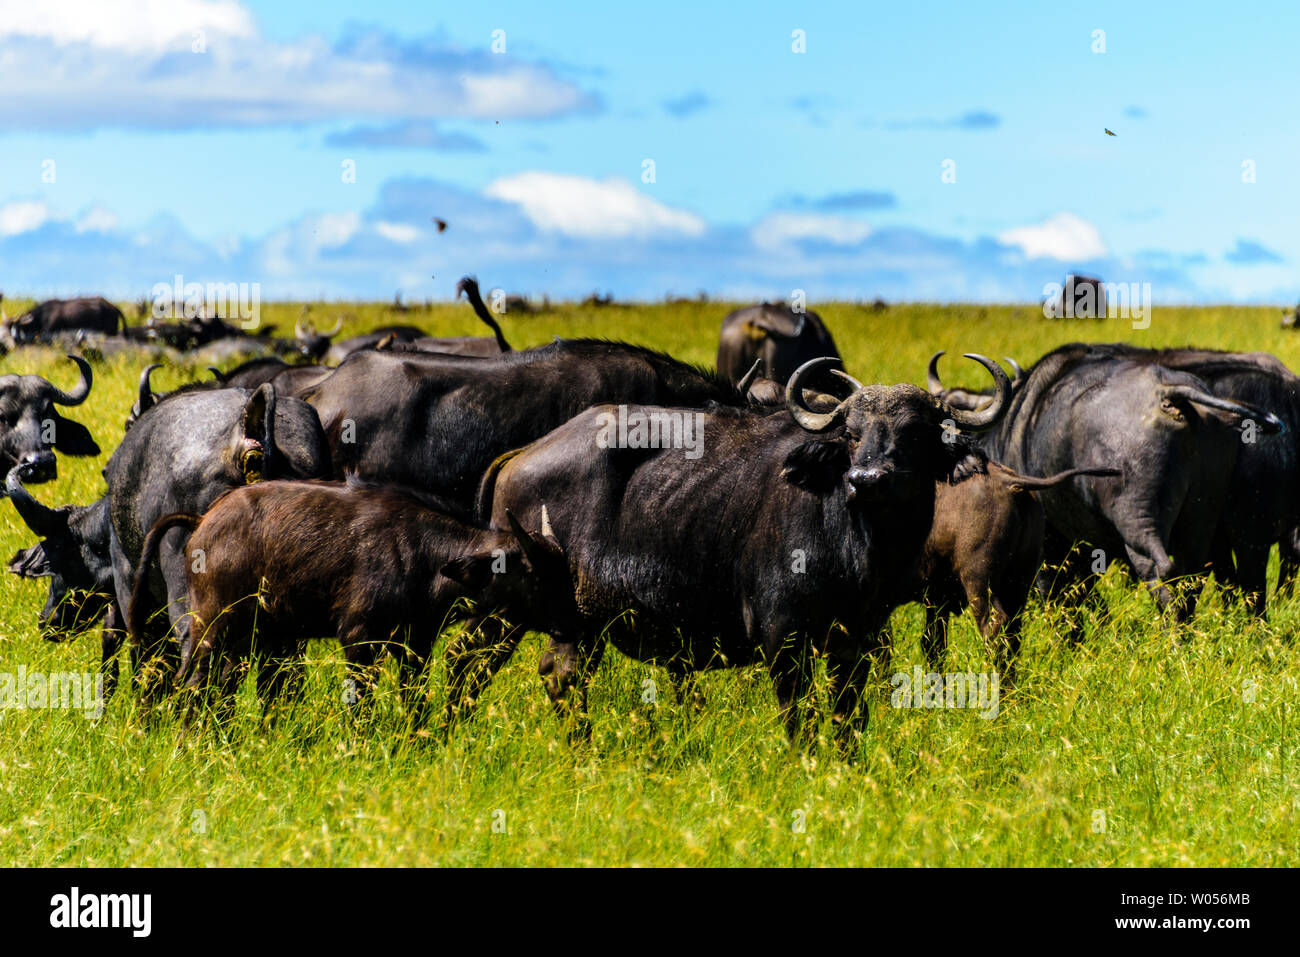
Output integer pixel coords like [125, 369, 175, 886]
[137, 363, 161, 413]
[5, 466, 64, 537]
[321, 316, 342, 338]
[926, 351, 946, 394]
[295, 314, 312, 339]
[505, 508, 551, 568]
[50, 355, 92, 406]
[1004, 356, 1025, 381]
[736, 359, 763, 396]
[830, 368, 866, 393]
[785, 357, 850, 433]
[207, 366, 227, 383]
[940, 354, 1012, 431]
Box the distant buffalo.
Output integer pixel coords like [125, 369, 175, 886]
[2, 297, 123, 345]
[717, 302, 842, 394]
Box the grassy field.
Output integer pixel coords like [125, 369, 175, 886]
[1, 299, 1297, 866]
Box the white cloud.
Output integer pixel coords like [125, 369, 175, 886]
[309, 212, 362, 250]
[0, 0, 254, 52]
[374, 221, 420, 244]
[74, 206, 118, 233]
[0, 200, 51, 236]
[998, 212, 1108, 261]
[485, 172, 706, 239]
[0, 17, 594, 129]
[751, 212, 872, 250]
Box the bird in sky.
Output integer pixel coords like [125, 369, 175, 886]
[433, 217, 448, 232]
[1104, 128, 1117, 136]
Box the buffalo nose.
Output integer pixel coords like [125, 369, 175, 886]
[19, 450, 56, 482]
[847, 466, 887, 488]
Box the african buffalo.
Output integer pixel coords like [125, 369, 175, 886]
[0, 355, 98, 485]
[324, 325, 428, 365]
[716, 302, 842, 393]
[455, 355, 1011, 749]
[305, 338, 754, 507]
[105, 383, 332, 703]
[1, 297, 123, 345]
[132, 478, 570, 724]
[891, 462, 1120, 684]
[6, 466, 118, 641]
[971, 343, 1284, 624]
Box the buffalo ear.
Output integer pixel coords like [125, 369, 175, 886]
[50, 416, 100, 456]
[781, 440, 849, 493]
[439, 555, 496, 590]
[9, 544, 51, 578]
[945, 450, 988, 485]
[241, 383, 277, 475]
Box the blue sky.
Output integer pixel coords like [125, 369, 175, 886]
[0, 0, 1296, 302]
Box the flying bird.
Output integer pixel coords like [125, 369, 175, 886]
[433, 217, 448, 233]
[1104, 128, 1116, 136]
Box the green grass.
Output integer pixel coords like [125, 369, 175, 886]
[0, 300, 1297, 866]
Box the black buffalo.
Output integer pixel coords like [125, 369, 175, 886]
[971, 343, 1283, 623]
[0, 355, 98, 485]
[716, 302, 842, 393]
[305, 339, 753, 507]
[1, 297, 123, 344]
[6, 466, 117, 640]
[105, 383, 333, 702]
[455, 355, 1011, 748]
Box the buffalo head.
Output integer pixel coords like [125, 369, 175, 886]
[6, 466, 113, 639]
[0, 355, 98, 485]
[782, 354, 1010, 504]
[294, 313, 342, 360]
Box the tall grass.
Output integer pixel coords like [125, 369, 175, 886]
[0, 301, 1295, 866]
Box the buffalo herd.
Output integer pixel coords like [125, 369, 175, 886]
[1, 286, 1293, 748]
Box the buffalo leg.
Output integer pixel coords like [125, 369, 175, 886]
[665, 658, 704, 713]
[99, 603, 125, 704]
[766, 637, 815, 747]
[825, 635, 878, 755]
[443, 615, 525, 732]
[538, 634, 605, 740]
[1230, 540, 1270, 618]
[921, 600, 951, 671]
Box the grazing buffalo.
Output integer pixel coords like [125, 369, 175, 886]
[305, 339, 753, 507]
[0, 355, 98, 485]
[893, 462, 1120, 683]
[456, 355, 1011, 748]
[973, 343, 1284, 623]
[132, 478, 570, 723]
[105, 383, 332, 702]
[716, 302, 842, 393]
[6, 466, 118, 645]
[1, 297, 123, 345]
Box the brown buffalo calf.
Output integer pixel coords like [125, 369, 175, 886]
[908, 463, 1121, 683]
[128, 478, 569, 723]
